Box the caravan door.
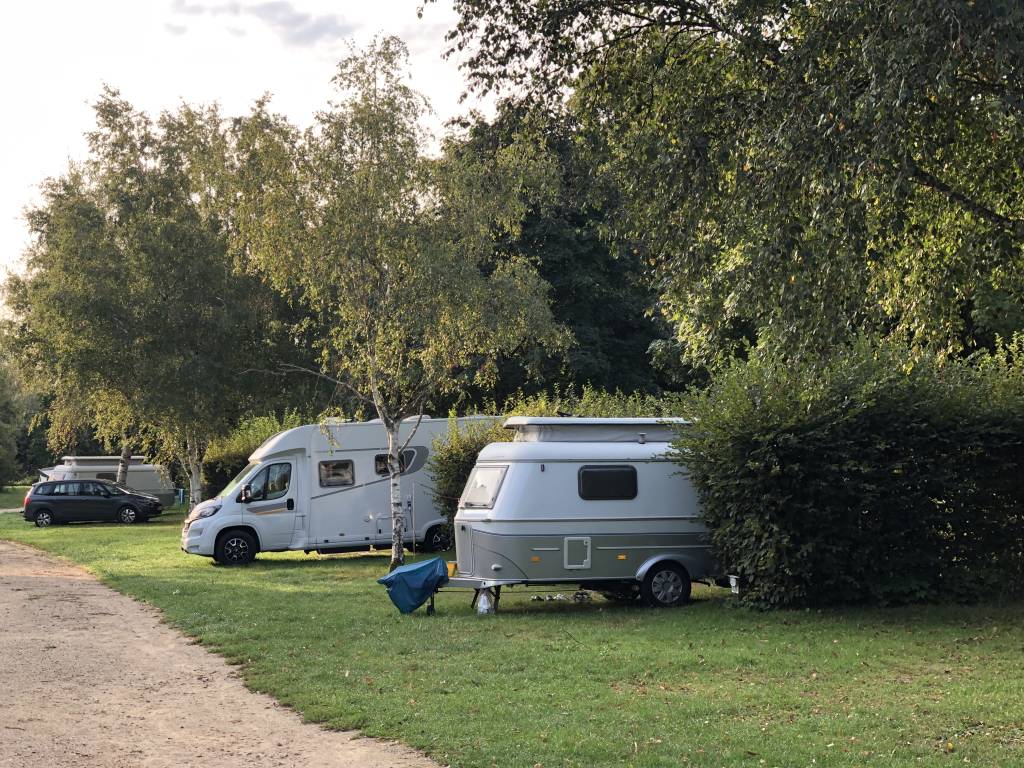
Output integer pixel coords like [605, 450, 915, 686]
[242, 461, 297, 551]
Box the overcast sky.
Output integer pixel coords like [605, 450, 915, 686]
[0, 0, 486, 277]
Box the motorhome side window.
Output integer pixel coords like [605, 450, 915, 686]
[249, 462, 292, 501]
[578, 465, 638, 501]
[373, 450, 415, 476]
[96, 471, 116, 481]
[319, 460, 354, 487]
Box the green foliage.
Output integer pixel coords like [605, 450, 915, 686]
[0, 366, 22, 488]
[674, 338, 1024, 608]
[446, 0, 1024, 365]
[454, 106, 675, 395]
[3, 88, 287, 502]
[429, 387, 684, 520]
[203, 410, 308, 496]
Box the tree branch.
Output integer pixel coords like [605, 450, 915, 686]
[905, 161, 1024, 241]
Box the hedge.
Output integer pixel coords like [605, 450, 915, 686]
[672, 338, 1024, 608]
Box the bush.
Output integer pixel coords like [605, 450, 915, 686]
[204, 410, 308, 497]
[673, 338, 1024, 608]
[429, 387, 685, 522]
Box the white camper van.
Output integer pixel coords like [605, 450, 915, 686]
[40, 456, 176, 506]
[181, 416, 494, 565]
[448, 417, 720, 608]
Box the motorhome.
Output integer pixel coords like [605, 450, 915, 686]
[181, 416, 495, 565]
[40, 456, 176, 506]
[448, 417, 720, 608]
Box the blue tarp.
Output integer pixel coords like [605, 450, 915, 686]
[377, 557, 449, 614]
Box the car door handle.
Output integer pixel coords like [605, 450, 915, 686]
[287, 498, 294, 511]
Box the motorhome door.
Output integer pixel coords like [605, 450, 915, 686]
[242, 461, 298, 550]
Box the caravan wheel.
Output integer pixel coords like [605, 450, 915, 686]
[641, 562, 691, 608]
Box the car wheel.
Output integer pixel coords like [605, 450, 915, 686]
[34, 510, 53, 528]
[422, 526, 451, 552]
[640, 562, 691, 608]
[215, 530, 257, 566]
[117, 506, 139, 524]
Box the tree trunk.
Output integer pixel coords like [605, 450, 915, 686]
[387, 425, 405, 571]
[182, 433, 204, 511]
[115, 440, 132, 485]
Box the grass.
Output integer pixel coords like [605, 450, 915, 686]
[0, 485, 29, 509]
[1, 510, 1022, 767]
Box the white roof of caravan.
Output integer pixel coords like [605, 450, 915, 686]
[503, 416, 689, 443]
[478, 440, 678, 463]
[61, 455, 148, 466]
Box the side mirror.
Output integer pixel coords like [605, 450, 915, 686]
[240, 484, 253, 503]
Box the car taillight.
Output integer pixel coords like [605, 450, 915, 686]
[23, 492, 30, 507]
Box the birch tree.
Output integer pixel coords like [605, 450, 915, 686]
[4, 88, 276, 507]
[233, 38, 566, 569]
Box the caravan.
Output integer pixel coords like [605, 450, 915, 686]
[448, 417, 720, 608]
[40, 456, 175, 506]
[181, 416, 494, 565]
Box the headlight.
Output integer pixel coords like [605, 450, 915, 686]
[196, 505, 221, 519]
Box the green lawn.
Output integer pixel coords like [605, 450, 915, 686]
[1, 510, 1021, 767]
[0, 485, 29, 509]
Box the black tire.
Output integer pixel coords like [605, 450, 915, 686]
[34, 510, 53, 528]
[117, 506, 139, 524]
[640, 562, 691, 608]
[215, 530, 257, 566]
[422, 525, 451, 552]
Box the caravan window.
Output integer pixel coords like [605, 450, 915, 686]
[319, 460, 355, 487]
[578, 465, 638, 501]
[460, 466, 507, 509]
[96, 472, 116, 481]
[373, 450, 415, 476]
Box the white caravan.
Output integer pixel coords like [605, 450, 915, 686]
[448, 417, 720, 608]
[40, 456, 175, 506]
[181, 416, 494, 565]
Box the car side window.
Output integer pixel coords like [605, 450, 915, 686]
[35, 483, 54, 496]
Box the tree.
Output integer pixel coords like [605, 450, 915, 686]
[442, 0, 1024, 366]
[231, 38, 566, 569]
[452, 104, 677, 396]
[4, 88, 279, 506]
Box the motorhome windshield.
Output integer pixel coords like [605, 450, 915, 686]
[460, 466, 507, 509]
[219, 462, 258, 499]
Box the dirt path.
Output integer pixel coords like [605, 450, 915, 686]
[0, 540, 440, 768]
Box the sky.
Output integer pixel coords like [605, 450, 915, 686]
[0, 0, 487, 277]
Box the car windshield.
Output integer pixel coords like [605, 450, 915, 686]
[107, 484, 133, 496]
[460, 466, 507, 509]
[219, 462, 258, 499]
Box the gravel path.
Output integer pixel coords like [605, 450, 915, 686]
[0, 539, 440, 768]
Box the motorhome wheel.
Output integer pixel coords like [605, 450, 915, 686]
[215, 530, 257, 566]
[117, 506, 138, 524]
[641, 562, 691, 608]
[423, 526, 451, 552]
[34, 510, 53, 528]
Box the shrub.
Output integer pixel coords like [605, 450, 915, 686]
[204, 410, 308, 496]
[673, 338, 1024, 608]
[429, 387, 685, 521]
